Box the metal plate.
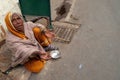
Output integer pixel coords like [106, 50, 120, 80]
[50, 50, 61, 59]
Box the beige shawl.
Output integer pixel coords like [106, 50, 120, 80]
[5, 12, 46, 67]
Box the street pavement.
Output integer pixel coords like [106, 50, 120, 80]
[29, 0, 120, 80]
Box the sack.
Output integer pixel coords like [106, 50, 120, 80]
[24, 59, 46, 73]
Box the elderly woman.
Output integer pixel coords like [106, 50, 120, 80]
[4, 12, 56, 73]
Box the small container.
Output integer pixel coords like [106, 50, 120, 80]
[50, 50, 61, 59]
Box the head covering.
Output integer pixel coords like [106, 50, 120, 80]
[5, 12, 27, 39]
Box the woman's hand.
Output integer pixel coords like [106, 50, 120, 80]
[33, 51, 51, 60]
[44, 30, 55, 38]
[40, 52, 51, 61]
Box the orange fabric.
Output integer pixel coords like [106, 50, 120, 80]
[24, 59, 46, 73]
[5, 12, 27, 39]
[33, 27, 51, 46]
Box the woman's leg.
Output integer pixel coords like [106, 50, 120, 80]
[33, 27, 58, 51]
[33, 27, 51, 47]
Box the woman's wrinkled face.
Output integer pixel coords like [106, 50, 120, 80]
[11, 13, 24, 33]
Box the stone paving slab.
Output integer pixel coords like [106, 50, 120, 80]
[0, 44, 31, 80]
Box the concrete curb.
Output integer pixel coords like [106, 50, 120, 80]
[65, 0, 77, 21]
[51, 0, 77, 22]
